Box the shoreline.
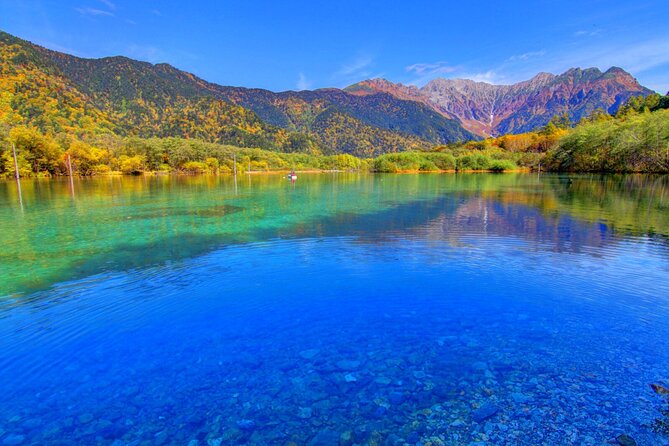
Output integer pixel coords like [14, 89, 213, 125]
[2, 168, 533, 180]
[5, 168, 668, 180]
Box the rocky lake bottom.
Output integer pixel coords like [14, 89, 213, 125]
[1, 174, 668, 445]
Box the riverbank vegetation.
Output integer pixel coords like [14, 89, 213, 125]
[1, 94, 667, 178]
[433, 95, 669, 174]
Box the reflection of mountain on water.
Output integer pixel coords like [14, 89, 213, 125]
[286, 193, 625, 255]
[417, 197, 618, 254]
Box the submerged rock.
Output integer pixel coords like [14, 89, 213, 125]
[236, 419, 256, 431]
[77, 413, 94, 424]
[297, 407, 313, 419]
[615, 434, 637, 446]
[472, 362, 489, 371]
[335, 360, 361, 371]
[339, 430, 354, 446]
[389, 391, 406, 405]
[472, 402, 499, 423]
[374, 376, 392, 386]
[371, 405, 387, 418]
[154, 431, 168, 446]
[299, 349, 321, 360]
[651, 383, 669, 395]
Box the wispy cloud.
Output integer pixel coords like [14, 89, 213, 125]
[296, 72, 312, 91]
[336, 55, 373, 77]
[582, 37, 669, 74]
[476, 36, 669, 91]
[574, 29, 601, 37]
[331, 54, 375, 86]
[405, 61, 461, 86]
[405, 61, 458, 76]
[508, 50, 546, 62]
[75, 7, 114, 17]
[97, 0, 116, 10]
[149, 9, 162, 16]
[552, 36, 669, 92]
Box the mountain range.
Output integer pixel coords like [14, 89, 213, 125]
[346, 68, 653, 136]
[0, 30, 654, 155]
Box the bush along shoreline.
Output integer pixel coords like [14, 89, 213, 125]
[1, 95, 667, 178]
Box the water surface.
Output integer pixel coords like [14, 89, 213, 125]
[0, 173, 668, 446]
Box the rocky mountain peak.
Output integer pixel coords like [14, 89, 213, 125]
[348, 67, 652, 137]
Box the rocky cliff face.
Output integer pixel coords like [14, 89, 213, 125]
[348, 68, 653, 136]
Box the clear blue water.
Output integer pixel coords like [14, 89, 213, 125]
[1, 173, 669, 446]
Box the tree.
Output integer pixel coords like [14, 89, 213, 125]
[9, 125, 62, 175]
[118, 154, 145, 175]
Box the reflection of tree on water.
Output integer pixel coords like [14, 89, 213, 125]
[301, 174, 669, 255]
[15, 177, 23, 211]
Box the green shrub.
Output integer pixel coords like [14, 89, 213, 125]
[488, 159, 517, 172]
[456, 153, 491, 170]
[374, 158, 399, 172]
[423, 152, 456, 170]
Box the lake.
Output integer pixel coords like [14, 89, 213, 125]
[1, 173, 668, 446]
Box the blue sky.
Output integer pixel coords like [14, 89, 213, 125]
[1, 0, 668, 93]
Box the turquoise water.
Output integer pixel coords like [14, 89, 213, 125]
[0, 173, 668, 445]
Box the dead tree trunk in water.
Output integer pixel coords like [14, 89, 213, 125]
[67, 153, 75, 196]
[12, 142, 19, 180]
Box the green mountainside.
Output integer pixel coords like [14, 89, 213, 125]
[0, 31, 474, 157]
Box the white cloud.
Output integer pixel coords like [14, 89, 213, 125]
[405, 61, 458, 76]
[296, 72, 312, 91]
[461, 70, 508, 84]
[508, 50, 546, 62]
[75, 7, 114, 17]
